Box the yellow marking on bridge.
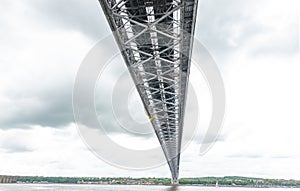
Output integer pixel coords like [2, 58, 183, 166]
[144, 109, 156, 122]
[149, 113, 156, 122]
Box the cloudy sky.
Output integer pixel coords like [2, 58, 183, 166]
[1, 0, 300, 179]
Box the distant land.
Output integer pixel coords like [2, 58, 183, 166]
[0, 175, 299, 188]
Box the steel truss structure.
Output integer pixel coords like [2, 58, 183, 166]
[99, 0, 198, 184]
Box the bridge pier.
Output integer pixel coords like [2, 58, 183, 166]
[171, 178, 179, 185]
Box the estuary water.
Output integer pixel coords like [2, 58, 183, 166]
[0, 184, 298, 191]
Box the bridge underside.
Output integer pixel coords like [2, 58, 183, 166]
[99, 0, 198, 184]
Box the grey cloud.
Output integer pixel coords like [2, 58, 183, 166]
[197, 1, 258, 50]
[200, 135, 225, 144]
[5, 145, 34, 153]
[196, 0, 299, 58]
[1, 0, 298, 134]
[227, 154, 296, 159]
[28, 0, 110, 40]
[0, 82, 74, 129]
[0, 1, 100, 129]
[226, 154, 264, 159]
[271, 155, 295, 159]
[1, 142, 34, 153]
[250, 33, 299, 57]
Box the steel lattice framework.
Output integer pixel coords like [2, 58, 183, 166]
[99, 0, 198, 184]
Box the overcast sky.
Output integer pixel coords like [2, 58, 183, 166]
[0, 0, 300, 179]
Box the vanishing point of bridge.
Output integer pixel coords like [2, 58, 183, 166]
[99, 0, 199, 184]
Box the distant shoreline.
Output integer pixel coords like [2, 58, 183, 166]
[1, 183, 299, 189]
[0, 175, 299, 188]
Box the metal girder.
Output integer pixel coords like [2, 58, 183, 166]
[98, 0, 198, 184]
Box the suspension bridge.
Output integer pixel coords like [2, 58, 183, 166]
[99, 0, 199, 184]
